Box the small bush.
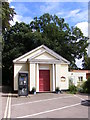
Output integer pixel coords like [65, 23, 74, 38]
[77, 81, 84, 93]
[55, 87, 60, 92]
[69, 84, 77, 94]
[77, 87, 84, 93]
[32, 87, 36, 92]
[82, 77, 90, 93]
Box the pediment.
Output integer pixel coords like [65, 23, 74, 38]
[29, 51, 59, 61]
[13, 45, 70, 64]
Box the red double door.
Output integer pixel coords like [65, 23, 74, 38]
[39, 70, 50, 91]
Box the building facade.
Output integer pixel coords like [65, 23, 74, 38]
[13, 45, 70, 92]
[68, 70, 90, 86]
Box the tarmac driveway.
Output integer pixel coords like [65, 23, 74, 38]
[2, 92, 89, 119]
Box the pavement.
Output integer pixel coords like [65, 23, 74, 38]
[1, 91, 89, 119]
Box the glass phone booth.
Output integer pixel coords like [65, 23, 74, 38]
[18, 71, 28, 96]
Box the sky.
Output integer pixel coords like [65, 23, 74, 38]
[9, 1, 89, 68]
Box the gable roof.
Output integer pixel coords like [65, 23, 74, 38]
[28, 50, 60, 61]
[13, 45, 70, 64]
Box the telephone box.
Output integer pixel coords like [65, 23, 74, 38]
[18, 71, 28, 96]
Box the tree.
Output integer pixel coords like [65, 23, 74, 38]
[3, 13, 89, 87]
[30, 13, 88, 68]
[82, 54, 90, 70]
[2, 2, 16, 33]
[3, 22, 32, 86]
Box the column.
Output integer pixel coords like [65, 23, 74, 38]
[30, 63, 35, 91]
[37, 63, 39, 92]
[29, 63, 31, 91]
[53, 64, 55, 91]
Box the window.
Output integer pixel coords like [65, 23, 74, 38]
[78, 76, 83, 82]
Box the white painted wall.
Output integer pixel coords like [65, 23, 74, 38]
[56, 64, 69, 90]
[35, 52, 56, 60]
[68, 72, 87, 86]
[39, 64, 50, 70]
[14, 63, 28, 90]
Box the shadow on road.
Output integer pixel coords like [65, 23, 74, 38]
[2, 94, 18, 98]
[1, 86, 11, 93]
[81, 100, 90, 107]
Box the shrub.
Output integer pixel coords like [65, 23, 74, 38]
[82, 77, 90, 93]
[77, 81, 84, 93]
[77, 87, 84, 93]
[69, 84, 77, 94]
[32, 87, 36, 92]
[55, 87, 60, 92]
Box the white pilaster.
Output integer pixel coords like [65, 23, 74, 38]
[33, 64, 35, 87]
[30, 63, 35, 91]
[37, 63, 39, 92]
[53, 64, 55, 91]
[30, 63, 31, 91]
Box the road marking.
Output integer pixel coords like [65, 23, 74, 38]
[7, 93, 11, 118]
[12, 95, 73, 106]
[4, 93, 10, 118]
[17, 102, 81, 118]
[74, 95, 85, 100]
[3, 93, 11, 118]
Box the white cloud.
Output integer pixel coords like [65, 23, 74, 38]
[8, 0, 13, 3]
[65, 9, 81, 18]
[65, 9, 88, 23]
[10, 15, 22, 26]
[7, 0, 90, 2]
[10, 5, 15, 9]
[14, 3, 31, 15]
[75, 22, 88, 37]
[75, 22, 88, 68]
[56, 12, 64, 16]
[10, 14, 33, 26]
[75, 58, 83, 69]
[40, 2, 59, 14]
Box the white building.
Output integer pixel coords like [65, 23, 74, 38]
[68, 70, 90, 86]
[13, 45, 70, 92]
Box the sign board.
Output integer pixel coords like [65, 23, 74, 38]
[61, 76, 66, 82]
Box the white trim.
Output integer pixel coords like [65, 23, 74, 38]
[13, 45, 70, 64]
[43, 45, 70, 64]
[37, 63, 39, 92]
[30, 64, 31, 91]
[13, 45, 44, 63]
[28, 50, 59, 61]
[53, 64, 55, 91]
[29, 50, 46, 60]
[39, 64, 50, 70]
[30, 60, 60, 64]
[33, 64, 35, 88]
[56, 64, 60, 88]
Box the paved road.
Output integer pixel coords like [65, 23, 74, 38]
[1, 91, 89, 119]
[1, 86, 11, 119]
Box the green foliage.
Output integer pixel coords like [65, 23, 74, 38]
[2, 13, 89, 87]
[32, 87, 36, 92]
[2, 2, 16, 33]
[82, 77, 90, 93]
[69, 82, 77, 94]
[30, 13, 88, 69]
[82, 54, 90, 70]
[55, 87, 60, 92]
